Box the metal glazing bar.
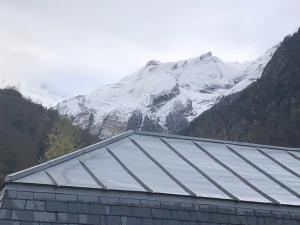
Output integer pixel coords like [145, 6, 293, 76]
[288, 151, 300, 161]
[257, 148, 300, 179]
[129, 138, 197, 197]
[105, 147, 153, 193]
[44, 170, 59, 186]
[226, 145, 300, 200]
[159, 138, 238, 200]
[77, 158, 107, 190]
[193, 142, 279, 204]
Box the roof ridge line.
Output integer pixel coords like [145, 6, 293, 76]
[134, 131, 300, 151]
[5, 130, 135, 183]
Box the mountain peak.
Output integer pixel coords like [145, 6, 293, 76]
[146, 60, 161, 67]
[199, 51, 213, 59]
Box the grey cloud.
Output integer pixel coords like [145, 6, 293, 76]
[0, 0, 299, 96]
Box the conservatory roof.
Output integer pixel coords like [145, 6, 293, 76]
[5, 131, 300, 206]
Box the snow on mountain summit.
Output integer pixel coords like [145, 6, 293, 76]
[0, 78, 65, 107]
[57, 46, 278, 138]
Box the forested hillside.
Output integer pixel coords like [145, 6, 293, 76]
[0, 88, 98, 186]
[183, 28, 300, 148]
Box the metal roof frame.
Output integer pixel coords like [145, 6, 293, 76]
[4, 130, 300, 206]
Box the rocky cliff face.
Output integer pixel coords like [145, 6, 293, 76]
[183, 29, 300, 147]
[57, 47, 277, 138]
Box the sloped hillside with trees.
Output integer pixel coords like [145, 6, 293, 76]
[0, 88, 98, 186]
[183, 28, 300, 148]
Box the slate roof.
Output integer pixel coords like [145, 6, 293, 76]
[5, 131, 300, 206]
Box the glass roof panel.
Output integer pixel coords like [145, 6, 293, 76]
[289, 151, 300, 160]
[206, 143, 300, 205]
[46, 159, 100, 188]
[167, 139, 269, 203]
[130, 135, 230, 199]
[108, 137, 187, 195]
[232, 145, 300, 195]
[79, 148, 144, 192]
[15, 170, 54, 185]
[261, 148, 300, 176]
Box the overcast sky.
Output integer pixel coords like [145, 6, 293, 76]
[0, 0, 299, 96]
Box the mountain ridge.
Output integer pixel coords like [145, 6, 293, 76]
[182, 28, 300, 147]
[57, 46, 277, 138]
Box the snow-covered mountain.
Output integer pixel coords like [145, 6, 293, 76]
[0, 78, 66, 107]
[57, 46, 278, 138]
